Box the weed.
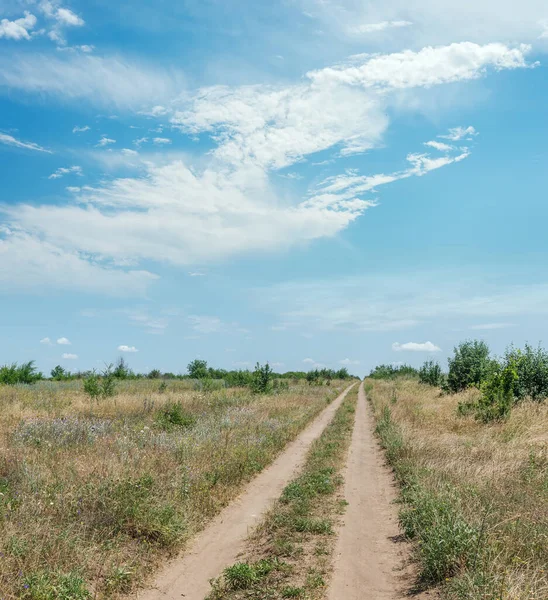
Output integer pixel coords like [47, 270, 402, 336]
[156, 402, 196, 430]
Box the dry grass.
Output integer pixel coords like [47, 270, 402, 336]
[366, 378, 548, 600]
[207, 384, 358, 600]
[0, 379, 345, 599]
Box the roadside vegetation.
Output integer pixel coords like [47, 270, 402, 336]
[207, 385, 358, 600]
[366, 338, 548, 599]
[0, 360, 355, 599]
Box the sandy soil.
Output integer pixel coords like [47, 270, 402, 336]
[137, 383, 356, 600]
[328, 381, 416, 600]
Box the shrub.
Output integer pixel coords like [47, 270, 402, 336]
[113, 357, 132, 379]
[83, 366, 116, 401]
[419, 360, 443, 387]
[187, 359, 208, 379]
[476, 360, 518, 422]
[0, 361, 42, 385]
[156, 402, 196, 430]
[505, 343, 548, 402]
[251, 362, 273, 394]
[369, 364, 418, 380]
[446, 340, 494, 393]
[147, 369, 162, 379]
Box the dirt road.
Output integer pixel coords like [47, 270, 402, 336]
[138, 383, 356, 600]
[328, 380, 407, 600]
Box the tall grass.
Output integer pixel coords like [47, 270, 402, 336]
[0, 379, 345, 599]
[368, 378, 548, 600]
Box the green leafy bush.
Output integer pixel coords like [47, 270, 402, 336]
[369, 364, 418, 380]
[419, 360, 444, 387]
[475, 360, 518, 422]
[446, 340, 495, 393]
[251, 362, 273, 394]
[156, 402, 196, 430]
[505, 343, 548, 402]
[187, 359, 209, 379]
[0, 361, 42, 385]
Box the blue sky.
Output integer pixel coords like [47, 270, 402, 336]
[1, 0, 548, 376]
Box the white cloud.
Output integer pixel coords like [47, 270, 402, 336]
[133, 137, 148, 147]
[140, 105, 169, 117]
[57, 337, 71, 345]
[0, 228, 156, 295]
[118, 345, 138, 352]
[72, 125, 90, 133]
[96, 136, 116, 147]
[40, 337, 52, 345]
[153, 137, 172, 145]
[440, 126, 478, 141]
[62, 353, 78, 359]
[124, 309, 168, 334]
[0, 132, 51, 153]
[339, 358, 360, 365]
[48, 165, 82, 179]
[350, 20, 412, 34]
[424, 140, 454, 152]
[307, 43, 531, 89]
[392, 341, 441, 352]
[0, 12, 37, 40]
[299, 0, 548, 48]
[66, 186, 81, 192]
[303, 358, 315, 364]
[187, 315, 247, 335]
[122, 148, 138, 156]
[0, 44, 529, 292]
[0, 54, 184, 109]
[55, 8, 84, 27]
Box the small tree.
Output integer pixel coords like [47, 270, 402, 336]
[505, 343, 548, 402]
[83, 371, 102, 401]
[187, 359, 208, 379]
[147, 369, 162, 379]
[446, 340, 494, 393]
[476, 360, 518, 422]
[251, 362, 273, 394]
[113, 357, 131, 379]
[419, 360, 443, 387]
[51, 365, 68, 381]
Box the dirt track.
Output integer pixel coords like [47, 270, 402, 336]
[137, 383, 356, 600]
[328, 380, 410, 599]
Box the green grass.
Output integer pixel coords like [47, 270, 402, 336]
[0, 379, 347, 599]
[368, 377, 548, 600]
[207, 384, 358, 600]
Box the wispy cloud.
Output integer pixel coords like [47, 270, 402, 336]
[96, 136, 116, 147]
[49, 165, 82, 179]
[440, 126, 478, 141]
[40, 337, 53, 345]
[62, 353, 78, 359]
[339, 358, 360, 365]
[0, 53, 185, 109]
[72, 125, 90, 133]
[392, 341, 441, 352]
[0, 132, 51, 153]
[57, 337, 71, 345]
[118, 345, 138, 352]
[153, 137, 172, 145]
[350, 20, 412, 34]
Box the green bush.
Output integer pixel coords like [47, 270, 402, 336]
[156, 402, 196, 430]
[419, 360, 443, 387]
[0, 361, 42, 385]
[475, 360, 518, 422]
[83, 366, 116, 401]
[446, 340, 495, 393]
[187, 359, 208, 379]
[369, 363, 418, 380]
[505, 343, 548, 402]
[251, 362, 273, 394]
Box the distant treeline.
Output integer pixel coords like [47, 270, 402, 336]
[368, 340, 548, 422]
[0, 357, 355, 386]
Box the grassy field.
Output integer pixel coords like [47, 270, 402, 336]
[207, 384, 358, 600]
[0, 379, 346, 599]
[366, 378, 548, 600]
